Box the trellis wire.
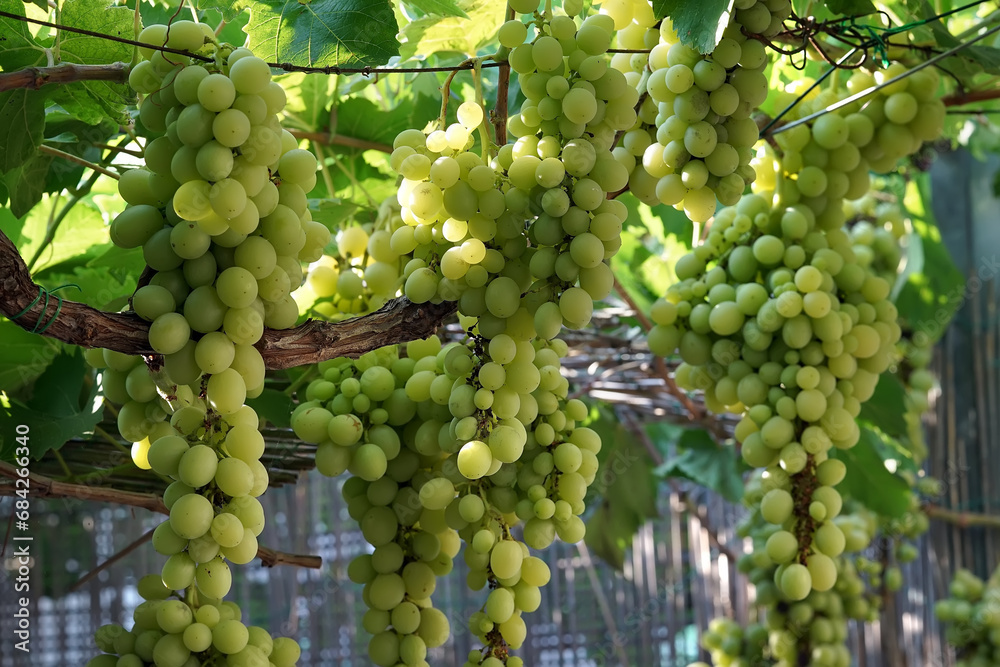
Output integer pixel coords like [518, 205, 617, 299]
[766, 21, 1000, 136]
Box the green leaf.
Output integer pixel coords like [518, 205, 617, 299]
[25, 348, 89, 417]
[586, 414, 659, 569]
[246, 388, 294, 428]
[895, 174, 965, 341]
[654, 427, 747, 502]
[0, 396, 102, 461]
[857, 373, 908, 440]
[397, 0, 506, 60]
[331, 93, 437, 150]
[0, 89, 45, 173]
[196, 0, 252, 21]
[15, 197, 109, 274]
[404, 0, 469, 18]
[42, 266, 138, 310]
[0, 320, 60, 395]
[245, 0, 401, 68]
[652, 0, 733, 53]
[4, 153, 53, 218]
[832, 428, 912, 518]
[824, 0, 876, 15]
[56, 0, 136, 124]
[280, 72, 339, 132]
[0, 0, 45, 71]
[0, 348, 101, 460]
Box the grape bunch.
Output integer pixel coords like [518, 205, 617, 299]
[86, 20, 317, 666]
[289, 327, 599, 663]
[303, 201, 407, 318]
[610, 0, 790, 221]
[87, 575, 299, 667]
[936, 566, 1000, 666]
[647, 189, 902, 599]
[688, 618, 768, 667]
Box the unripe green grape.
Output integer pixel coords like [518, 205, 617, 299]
[177, 444, 218, 488]
[760, 488, 793, 524]
[206, 369, 246, 415]
[228, 56, 271, 95]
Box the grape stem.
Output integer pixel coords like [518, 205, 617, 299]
[0, 459, 324, 568]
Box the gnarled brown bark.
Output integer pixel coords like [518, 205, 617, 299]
[0, 229, 456, 368]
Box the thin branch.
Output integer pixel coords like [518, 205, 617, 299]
[0, 228, 456, 368]
[38, 145, 120, 180]
[0, 461, 323, 569]
[0, 62, 129, 92]
[924, 503, 1000, 528]
[613, 278, 704, 422]
[943, 88, 1000, 106]
[70, 528, 153, 591]
[287, 129, 392, 153]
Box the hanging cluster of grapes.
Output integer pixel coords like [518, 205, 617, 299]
[86, 19, 320, 667]
[648, 25, 950, 667]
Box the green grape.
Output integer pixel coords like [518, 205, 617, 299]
[779, 563, 812, 601]
[351, 443, 388, 481]
[152, 633, 190, 667]
[162, 552, 197, 590]
[169, 492, 214, 539]
[207, 368, 247, 415]
[196, 557, 233, 598]
[212, 619, 250, 654]
[490, 540, 523, 580]
[760, 488, 793, 524]
[228, 56, 272, 95]
[148, 435, 190, 477]
[177, 444, 218, 488]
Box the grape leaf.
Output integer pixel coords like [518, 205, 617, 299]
[0, 320, 60, 395]
[4, 153, 53, 217]
[55, 0, 135, 124]
[246, 388, 294, 428]
[245, 0, 400, 68]
[0, 89, 45, 172]
[895, 174, 965, 342]
[403, 0, 469, 18]
[832, 428, 912, 518]
[857, 374, 908, 440]
[654, 427, 747, 503]
[397, 0, 506, 60]
[16, 198, 109, 274]
[652, 0, 733, 54]
[0, 0, 45, 71]
[331, 94, 438, 150]
[196, 0, 253, 21]
[586, 412, 659, 569]
[824, 0, 876, 15]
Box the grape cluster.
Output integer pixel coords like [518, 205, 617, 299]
[87, 21, 313, 666]
[290, 330, 599, 663]
[87, 575, 299, 667]
[936, 566, 1000, 666]
[648, 188, 902, 598]
[688, 618, 768, 667]
[611, 0, 789, 221]
[303, 201, 407, 317]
